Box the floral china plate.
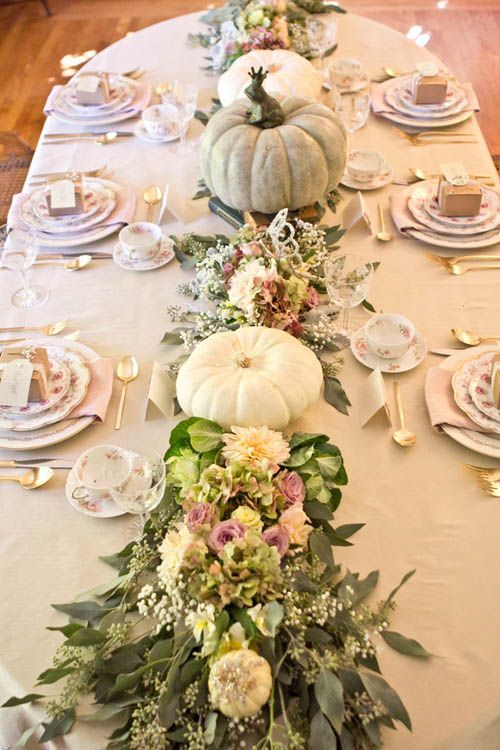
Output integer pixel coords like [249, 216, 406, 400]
[340, 163, 393, 191]
[350, 326, 427, 373]
[63, 77, 134, 114]
[66, 466, 125, 518]
[22, 181, 116, 235]
[113, 234, 175, 271]
[0, 356, 70, 416]
[133, 120, 179, 144]
[408, 183, 500, 236]
[424, 185, 498, 228]
[452, 351, 500, 434]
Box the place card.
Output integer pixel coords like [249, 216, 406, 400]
[412, 61, 447, 105]
[0, 347, 50, 401]
[342, 191, 373, 233]
[75, 73, 110, 105]
[145, 361, 176, 420]
[46, 175, 84, 217]
[357, 367, 391, 427]
[0, 359, 34, 407]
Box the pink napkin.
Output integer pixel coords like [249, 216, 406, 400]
[7, 186, 136, 234]
[425, 366, 490, 433]
[69, 358, 113, 422]
[43, 82, 151, 119]
[371, 80, 479, 116]
[389, 184, 427, 234]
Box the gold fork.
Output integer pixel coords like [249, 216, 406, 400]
[426, 254, 500, 275]
[464, 474, 500, 498]
[393, 126, 477, 145]
[464, 465, 500, 482]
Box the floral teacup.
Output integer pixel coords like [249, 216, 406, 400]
[365, 313, 415, 360]
[346, 149, 385, 183]
[119, 222, 162, 261]
[141, 104, 178, 137]
[330, 57, 362, 88]
[72, 444, 132, 502]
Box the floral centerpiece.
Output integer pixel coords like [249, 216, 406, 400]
[189, 0, 346, 73]
[164, 212, 376, 414]
[4, 419, 429, 748]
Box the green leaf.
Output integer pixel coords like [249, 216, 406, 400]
[305, 476, 331, 505]
[66, 627, 107, 647]
[382, 631, 431, 658]
[385, 569, 416, 606]
[304, 627, 332, 645]
[110, 666, 148, 696]
[309, 710, 337, 750]
[283, 443, 315, 467]
[162, 330, 185, 345]
[173, 397, 182, 416]
[321, 523, 353, 547]
[316, 455, 342, 481]
[230, 607, 256, 639]
[188, 419, 224, 452]
[303, 500, 333, 520]
[334, 523, 364, 540]
[148, 638, 174, 664]
[355, 570, 379, 602]
[40, 708, 76, 741]
[193, 186, 212, 200]
[181, 659, 204, 689]
[309, 530, 334, 569]
[51, 600, 112, 624]
[361, 299, 376, 313]
[323, 376, 351, 415]
[105, 647, 144, 675]
[361, 671, 412, 730]
[194, 109, 209, 125]
[263, 601, 284, 637]
[168, 417, 200, 449]
[79, 703, 129, 722]
[46, 623, 84, 638]
[315, 669, 344, 733]
[204, 711, 218, 744]
[288, 432, 329, 450]
[158, 693, 180, 730]
[2, 693, 44, 707]
[36, 666, 74, 685]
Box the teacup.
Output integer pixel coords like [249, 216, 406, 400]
[365, 313, 415, 360]
[119, 222, 162, 261]
[141, 104, 177, 137]
[72, 444, 132, 502]
[346, 149, 385, 183]
[330, 57, 362, 88]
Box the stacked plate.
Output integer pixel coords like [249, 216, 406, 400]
[402, 180, 500, 250]
[377, 74, 474, 128]
[433, 347, 500, 459]
[0, 339, 98, 451]
[48, 75, 150, 127]
[19, 177, 130, 248]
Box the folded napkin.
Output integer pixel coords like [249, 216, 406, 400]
[69, 357, 113, 422]
[7, 186, 136, 235]
[371, 80, 479, 116]
[425, 365, 490, 433]
[43, 82, 151, 120]
[390, 184, 429, 235]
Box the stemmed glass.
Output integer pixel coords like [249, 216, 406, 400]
[324, 254, 373, 341]
[0, 227, 49, 309]
[341, 92, 370, 133]
[162, 81, 198, 153]
[110, 450, 166, 531]
[306, 18, 337, 75]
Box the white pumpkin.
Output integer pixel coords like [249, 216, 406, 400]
[208, 649, 273, 718]
[176, 327, 323, 431]
[218, 49, 322, 107]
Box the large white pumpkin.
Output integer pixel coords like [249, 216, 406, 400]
[176, 327, 323, 430]
[218, 49, 322, 107]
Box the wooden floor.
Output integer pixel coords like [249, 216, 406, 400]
[0, 0, 499, 155]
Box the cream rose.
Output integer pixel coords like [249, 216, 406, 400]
[232, 506, 263, 532]
[278, 505, 312, 547]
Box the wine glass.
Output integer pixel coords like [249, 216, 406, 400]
[341, 92, 370, 133]
[306, 18, 337, 75]
[110, 450, 166, 524]
[324, 254, 373, 341]
[162, 81, 198, 153]
[0, 227, 49, 309]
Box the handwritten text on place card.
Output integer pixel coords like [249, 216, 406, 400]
[0, 359, 34, 407]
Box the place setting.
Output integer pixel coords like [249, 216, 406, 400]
[390, 162, 500, 250]
[113, 221, 175, 271]
[371, 60, 479, 130]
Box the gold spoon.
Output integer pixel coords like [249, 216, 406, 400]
[115, 355, 139, 430]
[0, 319, 68, 335]
[143, 185, 163, 223]
[392, 381, 416, 447]
[451, 327, 500, 347]
[376, 203, 393, 242]
[0, 467, 54, 489]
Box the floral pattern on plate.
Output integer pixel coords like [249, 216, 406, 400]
[340, 163, 393, 191]
[0, 346, 90, 431]
[22, 181, 116, 235]
[350, 326, 427, 373]
[466, 352, 500, 422]
[66, 467, 125, 518]
[424, 185, 498, 228]
[133, 120, 180, 144]
[385, 76, 466, 118]
[64, 77, 134, 114]
[408, 182, 500, 236]
[0, 356, 70, 416]
[33, 185, 102, 225]
[452, 352, 500, 434]
[113, 234, 175, 271]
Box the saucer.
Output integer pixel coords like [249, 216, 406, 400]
[66, 467, 125, 518]
[350, 325, 428, 373]
[340, 163, 393, 190]
[336, 71, 370, 93]
[113, 233, 175, 271]
[133, 120, 179, 144]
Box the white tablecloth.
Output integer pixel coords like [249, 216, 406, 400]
[1, 11, 499, 750]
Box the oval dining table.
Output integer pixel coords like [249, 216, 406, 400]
[0, 10, 499, 750]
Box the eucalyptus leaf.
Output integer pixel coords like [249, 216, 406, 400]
[181, 658, 204, 688]
[105, 646, 144, 675]
[51, 600, 112, 624]
[40, 708, 76, 741]
[309, 530, 334, 569]
[173, 396, 182, 416]
[361, 299, 376, 313]
[303, 500, 333, 520]
[334, 523, 364, 540]
[36, 666, 74, 685]
[309, 710, 337, 750]
[361, 671, 412, 730]
[110, 665, 148, 697]
[46, 623, 83, 638]
[315, 669, 344, 733]
[323, 376, 351, 415]
[2, 693, 44, 707]
[355, 570, 379, 602]
[79, 704, 128, 722]
[162, 331, 184, 346]
[158, 693, 180, 730]
[382, 631, 431, 658]
[66, 627, 106, 647]
[385, 569, 416, 606]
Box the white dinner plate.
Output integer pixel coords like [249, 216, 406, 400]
[22, 181, 116, 235]
[49, 80, 150, 127]
[0, 357, 70, 416]
[385, 77, 467, 119]
[452, 352, 500, 434]
[407, 182, 500, 236]
[373, 78, 474, 128]
[404, 227, 500, 250]
[63, 77, 134, 115]
[424, 185, 498, 228]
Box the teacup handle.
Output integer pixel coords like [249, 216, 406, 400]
[72, 486, 91, 500]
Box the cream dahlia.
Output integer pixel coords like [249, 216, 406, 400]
[222, 425, 290, 472]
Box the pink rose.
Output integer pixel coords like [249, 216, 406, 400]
[262, 525, 290, 557]
[279, 471, 306, 506]
[208, 519, 247, 553]
[186, 502, 216, 533]
[305, 286, 319, 309]
[278, 505, 311, 547]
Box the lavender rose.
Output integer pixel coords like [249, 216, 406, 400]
[186, 502, 216, 533]
[262, 525, 290, 557]
[208, 519, 247, 553]
[279, 471, 306, 506]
